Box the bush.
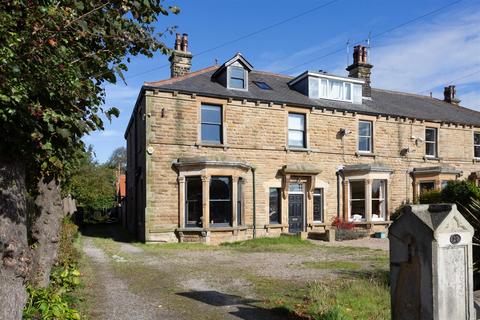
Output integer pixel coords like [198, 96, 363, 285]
[418, 190, 443, 204]
[332, 217, 355, 230]
[23, 286, 81, 320]
[442, 180, 480, 204]
[57, 217, 80, 267]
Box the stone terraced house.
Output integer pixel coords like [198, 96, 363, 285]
[124, 33, 480, 244]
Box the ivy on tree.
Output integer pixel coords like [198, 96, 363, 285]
[0, 0, 179, 188]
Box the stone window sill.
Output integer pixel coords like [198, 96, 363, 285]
[423, 156, 441, 162]
[473, 158, 480, 163]
[355, 152, 376, 158]
[309, 222, 326, 227]
[177, 226, 247, 232]
[265, 223, 288, 229]
[196, 142, 228, 150]
[284, 146, 312, 154]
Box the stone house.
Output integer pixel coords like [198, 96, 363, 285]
[124, 33, 480, 244]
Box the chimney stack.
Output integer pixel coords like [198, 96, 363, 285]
[169, 33, 192, 78]
[444, 85, 461, 105]
[346, 45, 373, 97]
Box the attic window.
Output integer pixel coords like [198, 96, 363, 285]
[228, 66, 247, 90]
[253, 81, 272, 90]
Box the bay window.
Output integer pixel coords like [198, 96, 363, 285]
[185, 177, 202, 227]
[371, 180, 386, 221]
[349, 180, 366, 221]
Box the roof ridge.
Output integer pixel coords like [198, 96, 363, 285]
[251, 70, 294, 79]
[144, 65, 218, 87]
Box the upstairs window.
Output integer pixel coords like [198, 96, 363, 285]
[288, 113, 306, 148]
[201, 104, 222, 144]
[309, 77, 354, 102]
[425, 127, 437, 157]
[228, 66, 247, 90]
[474, 132, 480, 158]
[358, 120, 373, 153]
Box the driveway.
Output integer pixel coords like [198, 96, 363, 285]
[78, 224, 389, 320]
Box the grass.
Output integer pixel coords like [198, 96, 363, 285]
[303, 261, 362, 270]
[221, 235, 314, 252]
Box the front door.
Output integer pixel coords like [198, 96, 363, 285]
[288, 183, 305, 233]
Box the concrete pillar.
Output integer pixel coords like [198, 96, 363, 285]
[178, 176, 185, 228]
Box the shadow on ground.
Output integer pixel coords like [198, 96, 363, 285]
[79, 222, 135, 243]
[177, 290, 306, 320]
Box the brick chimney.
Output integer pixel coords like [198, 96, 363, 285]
[443, 85, 461, 105]
[169, 33, 192, 78]
[346, 45, 373, 97]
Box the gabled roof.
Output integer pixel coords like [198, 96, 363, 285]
[143, 66, 480, 127]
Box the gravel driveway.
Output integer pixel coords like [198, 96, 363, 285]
[79, 224, 389, 320]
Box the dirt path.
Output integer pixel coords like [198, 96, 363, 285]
[82, 238, 173, 320]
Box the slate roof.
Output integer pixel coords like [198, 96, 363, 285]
[143, 66, 480, 127]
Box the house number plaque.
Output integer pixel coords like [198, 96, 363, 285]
[450, 234, 461, 245]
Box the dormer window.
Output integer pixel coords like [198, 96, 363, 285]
[212, 53, 253, 91]
[289, 71, 363, 104]
[228, 66, 247, 90]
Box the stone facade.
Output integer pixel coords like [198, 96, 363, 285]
[125, 88, 480, 244]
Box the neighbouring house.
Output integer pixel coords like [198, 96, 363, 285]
[124, 33, 480, 244]
[115, 174, 127, 224]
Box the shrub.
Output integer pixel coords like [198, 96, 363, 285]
[332, 217, 355, 230]
[23, 286, 81, 320]
[441, 180, 480, 204]
[57, 217, 80, 267]
[418, 190, 443, 204]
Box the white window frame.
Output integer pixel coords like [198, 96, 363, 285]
[316, 78, 354, 102]
[287, 112, 306, 148]
[358, 120, 373, 153]
[371, 180, 386, 221]
[313, 188, 324, 222]
[425, 127, 438, 158]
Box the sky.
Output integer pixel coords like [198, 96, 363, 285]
[83, 0, 480, 163]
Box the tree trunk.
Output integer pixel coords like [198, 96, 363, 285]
[30, 179, 65, 287]
[0, 158, 30, 320]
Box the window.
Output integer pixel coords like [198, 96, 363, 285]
[419, 181, 435, 195]
[229, 66, 246, 90]
[201, 104, 222, 144]
[269, 188, 281, 224]
[371, 180, 386, 221]
[313, 188, 323, 222]
[425, 128, 437, 157]
[358, 120, 372, 153]
[253, 81, 272, 90]
[309, 77, 354, 102]
[209, 176, 232, 226]
[350, 180, 365, 221]
[237, 179, 243, 225]
[474, 132, 480, 158]
[288, 113, 306, 148]
[185, 177, 202, 227]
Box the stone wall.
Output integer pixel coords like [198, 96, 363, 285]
[127, 90, 480, 242]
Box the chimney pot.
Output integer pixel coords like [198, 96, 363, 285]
[347, 45, 373, 97]
[174, 33, 181, 51]
[444, 85, 461, 105]
[181, 33, 189, 52]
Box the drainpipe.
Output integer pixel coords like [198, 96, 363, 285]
[336, 165, 344, 219]
[251, 166, 257, 239]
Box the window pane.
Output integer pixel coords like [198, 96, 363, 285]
[186, 177, 202, 227]
[329, 80, 343, 100]
[420, 182, 435, 195]
[210, 177, 230, 200]
[475, 146, 480, 158]
[359, 137, 371, 152]
[313, 188, 323, 221]
[359, 121, 371, 136]
[201, 124, 222, 143]
[210, 177, 231, 226]
[425, 128, 436, 142]
[350, 181, 365, 199]
[344, 83, 352, 100]
[288, 131, 304, 147]
[351, 200, 365, 220]
[288, 113, 305, 130]
[426, 142, 436, 156]
[210, 201, 231, 225]
[372, 200, 385, 220]
[309, 77, 319, 98]
[230, 66, 244, 78]
[289, 183, 304, 192]
[320, 79, 328, 97]
[201, 105, 221, 123]
[372, 180, 384, 199]
[269, 188, 281, 224]
[230, 78, 245, 89]
[475, 133, 480, 145]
